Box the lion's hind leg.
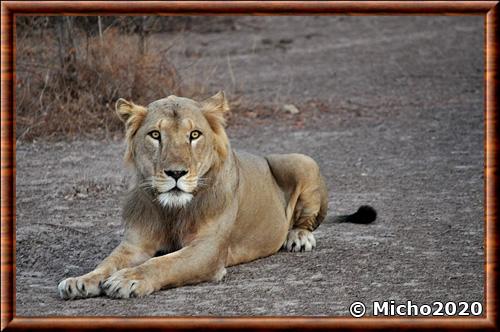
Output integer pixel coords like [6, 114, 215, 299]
[283, 189, 325, 252]
[266, 153, 328, 253]
[283, 228, 316, 252]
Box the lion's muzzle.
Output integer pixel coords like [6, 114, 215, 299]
[152, 171, 198, 208]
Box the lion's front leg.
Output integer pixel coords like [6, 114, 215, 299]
[58, 270, 106, 300]
[100, 265, 155, 298]
[58, 230, 159, 300]
[102, 242, 227, 299]
[102, 212, 234, 299]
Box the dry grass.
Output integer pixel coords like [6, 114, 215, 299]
[15, 18, 310, 141]
[16, 27, 209, 141]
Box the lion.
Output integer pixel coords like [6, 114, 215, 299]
[58, 91, 376, 299]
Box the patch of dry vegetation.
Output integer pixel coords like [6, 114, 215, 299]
[15, 16, 320, 141]
[16, 17, 211, 141]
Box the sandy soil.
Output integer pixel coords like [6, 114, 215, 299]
[15, 16, 484, 316]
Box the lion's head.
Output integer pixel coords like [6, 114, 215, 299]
[115, 92, 230, 209]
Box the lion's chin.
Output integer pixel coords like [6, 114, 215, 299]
[157, 191, 193, 208]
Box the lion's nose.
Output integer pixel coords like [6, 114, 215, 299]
[165, 169, 188, 181]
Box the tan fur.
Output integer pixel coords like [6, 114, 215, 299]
[58, 91, 328, 300]
[115, 98, 148, 164]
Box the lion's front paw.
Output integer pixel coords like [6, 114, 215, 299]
[58, 273, 105, 300]
[283, 228, 317, 252]
[102, 268, 154, 299]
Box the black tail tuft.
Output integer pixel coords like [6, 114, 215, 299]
[334, 205, 377, 224]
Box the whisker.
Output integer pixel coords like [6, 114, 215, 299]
[138, 177, 160, 195]
[152, 176, 169, 183]
[139, 179, 153, 189]
[195, 181, 208, 188]
[195, 177, 210, 188]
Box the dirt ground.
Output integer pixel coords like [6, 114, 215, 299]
[15, 16, 484, 316]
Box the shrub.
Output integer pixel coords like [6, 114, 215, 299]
[16, 24, 184, 140]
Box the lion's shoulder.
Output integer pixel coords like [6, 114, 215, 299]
[234, 150, 271, 173]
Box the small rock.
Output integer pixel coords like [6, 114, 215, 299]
[245, 111, 258, 119]
[279, 38, 293, 44]
[311, 273, 324, 282]
[283, 104, 300, 114]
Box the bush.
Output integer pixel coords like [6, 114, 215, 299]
[16, 20, 188, 140]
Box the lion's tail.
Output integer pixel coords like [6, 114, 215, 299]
[332, 205, 377, 224]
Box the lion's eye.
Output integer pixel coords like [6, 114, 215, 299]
[149, 131, 161, 140]
[190, 130, 202, 141]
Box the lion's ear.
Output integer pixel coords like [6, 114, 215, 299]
[115, 98, 146, 123]
[201, 91, 230, 160]
[201, 91, 230, 116]
[115, 98, 147, 163]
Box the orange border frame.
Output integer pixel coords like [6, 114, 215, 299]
[1, 1, 498, 330]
